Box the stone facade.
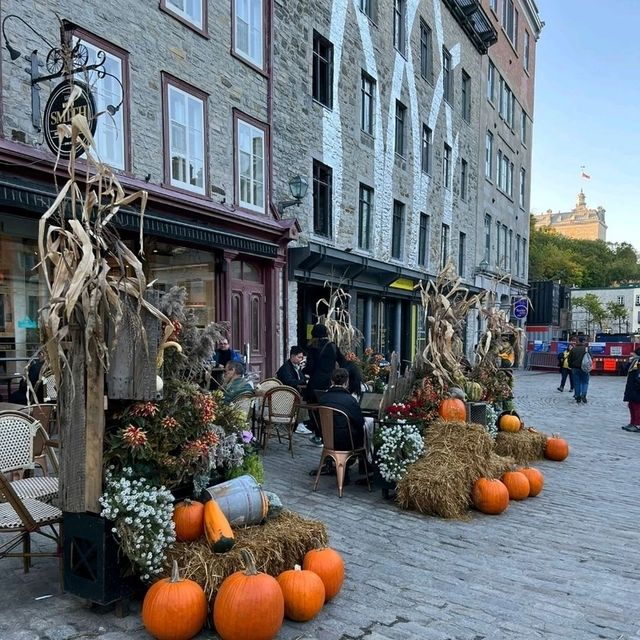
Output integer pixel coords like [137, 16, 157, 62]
[570, 286, 640, 335]
[534, 191, 607, 241]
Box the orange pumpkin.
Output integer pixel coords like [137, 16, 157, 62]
[472, 478, 509, 515]
[213, 549, 284, 640]
[545, 434, 569, 461]
[173, 499, 204, 542]
[302, 547, 345, 602]
[438, 398, 466, 422]
[142, 560, 207, 640]
[498, 412, 521, 433]
[520, 467, 544, 497]
[500, 471, 530, 500]
[276, 564, 325, 622]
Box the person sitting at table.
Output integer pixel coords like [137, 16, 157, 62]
[221, 361, 253, 404]
[213, 337, 243, 368]
[276, 346, 306, 392]
[8, 352, 45, 405]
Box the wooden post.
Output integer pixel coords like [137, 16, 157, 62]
[84, 358, 105, 513]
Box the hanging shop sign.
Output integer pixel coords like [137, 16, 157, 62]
[43, 81, 97, 158]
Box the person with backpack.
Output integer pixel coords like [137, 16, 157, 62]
[622, 347, 640, 432]
[556, 343, 574, 393]
[568, 336, 591, 403]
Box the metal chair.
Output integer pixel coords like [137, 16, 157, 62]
[313, 406, 371, 498]
[259, 385, 301, 457]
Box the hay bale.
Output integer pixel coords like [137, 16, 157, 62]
[166, 510, 327, 599]
[396, 421, 514, 519]
[494, 428, 548, 465]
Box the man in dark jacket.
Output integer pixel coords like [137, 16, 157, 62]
[568, 336, 589, 403]
[276, 346, 306, 392]
[319, 368, 365, 450]
[622, 347, 640, 432]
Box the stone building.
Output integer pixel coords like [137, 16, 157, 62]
[570, 285, 640, 336]
[534, 191, 607, 241]
[273, 0, 497, 361]
[0, 0, 294, 383]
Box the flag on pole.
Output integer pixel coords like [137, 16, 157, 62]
[581, 171, 591, 180]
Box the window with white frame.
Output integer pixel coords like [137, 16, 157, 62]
[485, 131, 493, 179]
[489, 0, 497, 11]
[519, 167, 526, 207]
[234, 0, 263, 67]
[499, 77, 514, 127]
[487, 61, 496, 102]
[164, 0, 204, 30]
[167, 83, 205, 193]
[635, 294, 640, 306]
[237, 119, 265, 212]
[617, 295, 625, 305]
[502, 0, 516, 46]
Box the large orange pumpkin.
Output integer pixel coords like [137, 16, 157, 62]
[438, 398, 466, 422]
[173, 499, 204, 542]
[545, 434, 569, 461]
[472, 478, 509, 515]
[142, 560, 207, 640]
[498, 412, 521, 433]
[520, 467, 544, 496]
[500, 471, 530, 500]
[302, 547, 345, 602]
[276, 564, 325, 621]
[213, 549, 284, 640]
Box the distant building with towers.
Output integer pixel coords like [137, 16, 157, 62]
[534, 191, 607, 241]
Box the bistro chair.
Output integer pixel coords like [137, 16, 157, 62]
[259, 386, 301, 457]
[313, 406, 371, 498]
[255, 378, 281, 396]
[20, 403, 58, 442]
[231, 392, 256, 425]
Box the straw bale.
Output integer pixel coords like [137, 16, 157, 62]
[494, 428, 549, 465]
[166, 510, 327, 599]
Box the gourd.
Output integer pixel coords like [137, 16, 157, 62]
[213, 549, 284, 640]
[500, 471, 530, 500]
[447, 386, 466, 401]
[438, 398, 467, 422]
[520, 467, 544, 497]
[302, 547, 345, 602]
[173, 499, 204, 542]
[498, 411, 521, 433]
[276, 565, 325, 621]
[465, 381, 483, 402]
[204, 498, 235, 552]
[142, 560, 207, 640]
[545, 434, 569, 461]
[472, 478, 509, 515]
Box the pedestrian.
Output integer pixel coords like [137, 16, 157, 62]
[568, 336, 591, 403]
[622, 347, 640, 432]
[556, 343, 574, 393]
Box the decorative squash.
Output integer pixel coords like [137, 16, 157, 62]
[142, 560, 207, 640]
[448, 386, 466, 401]
[276, 564, 325, 622]
[213, 549, 284, 640]
[498, 411, 521, 433]
[472, 478, 509, 515]
[204, 498, 235, 553]
[500, 471, 530, 500]
[438, 398, 466, 422]
[465, 381, 483, 402]
[520, 467, 544, 497]
[302, 547, 345, 602]
[173, 499, 205, 542]
[545, 434, 569, 461]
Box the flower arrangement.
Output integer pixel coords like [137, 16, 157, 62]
[345, 347, 388, 393]
[409, 375, 447, 424]
[484, 404, 499, 440]
[373, 420, 424, 483]
[383, 401, 419, 421]
[99, 467, 176, 581]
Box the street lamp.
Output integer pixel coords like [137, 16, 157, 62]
[277, 175, 309, 214]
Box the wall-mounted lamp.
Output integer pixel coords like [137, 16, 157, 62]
[277, 175, 309, 215]
[475, 258, 489, 274]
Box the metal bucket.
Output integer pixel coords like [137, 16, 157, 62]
[200, 475, 268, 526]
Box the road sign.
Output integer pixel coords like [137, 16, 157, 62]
[513, 298, 528, 319]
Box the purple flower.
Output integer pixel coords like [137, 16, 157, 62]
[242, 430, 254, 443]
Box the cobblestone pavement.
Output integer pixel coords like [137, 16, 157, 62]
[1, 371, 639, 640]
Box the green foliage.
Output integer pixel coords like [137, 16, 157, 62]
[572, 294, 608, 332]
[606, 301, 629, 332]
[225, 451, 265, 485]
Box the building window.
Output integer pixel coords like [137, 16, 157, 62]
[496, 220, 502, 266]
[487, 61, 496, 102]
[443, 143, 452, 189]
[502, 0, 516, 45]
[394, 0, 406, 55]
[440, 223, 450, 268]
[635, 295, 640, 306]
[361, 72, 375, 135]
[519, 167, 526, 207]
[515, 235, 521, 276]
[236, 117, 265, 212]
[164, 77, 206, 194]
[162, 0, 204, 31]
[524, 31, 530, 72]
[421, 124, 432, 174]
[461, 70, 471, 122]
[489, 0, 497, 11]
[391, 200, 404, 259]
[418, 212, 430, 267]
[521, 238, 527, 277]
[395, 101, 406, 156]
[617, 295, 625, 305]
[484, 214, 491, 263]
[460, 158, 468, 201]
[508, 229, 513, 272]
[313, 160, 332, 237]
[358, 184, 373, 250]
[360, 0, 375, 20]
[442, 47, 453, 103]
[498, 150, 513, 196]
[520, 109, 528, 145]
[499, 77, 514, 128]
[458, 232, 466, 276]
[485, 132, 493, 179]
[234, 0, 263, 68]
[420, 20, 433, 82]
[313, 31, 333, 108]
[502, 224, 508, 269]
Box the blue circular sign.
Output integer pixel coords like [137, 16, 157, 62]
[513, 299, 528, 319]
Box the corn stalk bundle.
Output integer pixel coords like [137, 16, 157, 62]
[380, 352, 415, 408]
[315, 282, 363, 352]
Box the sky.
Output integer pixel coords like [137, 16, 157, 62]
[530, 0, 640, 249]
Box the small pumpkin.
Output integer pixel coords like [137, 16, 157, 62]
[173, 499, 205, 542]
[302, 547, 345, 602]
[142, 560, 207, 640]
[204, 498, 235, 553]
[213, 549, 284, 640]
[465, 381, 483, 402]
[276, 564, 325, 621]
[500, 471, 530, 500]
[438, 398, 466, 422]
[520, 467, 544, 497]
[545, 434, 569, 461]
[498, 411, 521, 433]
[472, 478, 509, 515]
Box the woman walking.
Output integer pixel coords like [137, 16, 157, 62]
[622, 347, 640, 432]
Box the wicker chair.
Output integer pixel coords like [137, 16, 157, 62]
[231, 392, 256, 424]
[259, 386, 301, 457]
[255, 378, 281, 396]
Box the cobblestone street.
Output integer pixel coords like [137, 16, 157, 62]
[1, 371, 639, 640]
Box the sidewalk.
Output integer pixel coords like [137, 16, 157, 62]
[1, 371, 638, 639]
